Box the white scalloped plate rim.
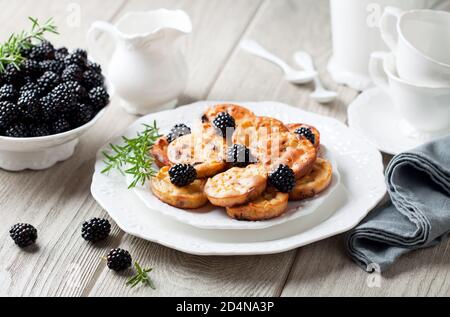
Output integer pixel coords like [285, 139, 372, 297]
[91, 101, 387, 256]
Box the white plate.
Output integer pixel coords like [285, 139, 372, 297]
[124, 101, 341, 230]
[348, 88, 450, 155]
[91, 101, 387, 256]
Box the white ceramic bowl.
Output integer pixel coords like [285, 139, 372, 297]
[0, 107, 107, 171]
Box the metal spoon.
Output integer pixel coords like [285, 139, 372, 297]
[240, 39, 316, 84]
[294, 51, 337, 103]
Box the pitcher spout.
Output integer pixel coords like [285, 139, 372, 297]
[115, 9, 192, 41]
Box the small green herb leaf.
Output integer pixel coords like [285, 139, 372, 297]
[102, 122, 160, 189]
[0, 17, 59, 72]
[126, 262, 156, 289]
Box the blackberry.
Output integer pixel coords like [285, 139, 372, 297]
[106, 248, 132, 272]
[29, 123, 50, 137]
[87, 61, 102, 74]
[22, 59, 42, 78]
[82, 70, 104, 89]
[9, 223, 38, 247]
[29, 41, 55, 61]
[19, 82, 43, 96]
[168, 163, 197, 187]
[268, 164, 296, 193]
[71, 103, 94, 127]
[37, 71, 61, 93]
[0, 101, 20, 129]
[18, 89, 40, 121]
[81, 217, 111, 242]
[50, 83, 77, 110]
[64, 49, 87, 67]
[40, 59, 65, 75]
[61, 64, 83, 82]
[166, 123, 191, 143]
[64, 81, 87, 104]
[227, 144, 256, 167]
[51, 117, 71, 134]
[54, 47, 69, 60]
[39, 95, 60, 121]
[88, 86, 109, 110]
[295, 127, 315, 145]
[0, 84, 18, 102]
[3, 63, 24, 86]
[4, 122, 28, 138]
[213, 112, 235, 137]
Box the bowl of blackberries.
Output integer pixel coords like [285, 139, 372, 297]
[0, 18, 109, 171]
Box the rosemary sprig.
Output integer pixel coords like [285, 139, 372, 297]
[0, 17, 59, 72]
[101, 122, 160, 189]
[126, 262, 156, 289]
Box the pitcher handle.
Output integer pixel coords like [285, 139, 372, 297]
[87, 21, 118, 67]
[369, 52, 390, 94]
[379, 7, 402, 53]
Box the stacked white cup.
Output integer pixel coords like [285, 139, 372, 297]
[369, 7, 450, 133]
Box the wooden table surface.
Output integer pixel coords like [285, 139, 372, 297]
[1, 0, 449, 297]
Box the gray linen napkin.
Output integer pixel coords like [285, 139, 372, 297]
[346, 135, 450, 272]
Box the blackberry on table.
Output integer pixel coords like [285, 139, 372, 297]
[213, 112, 235, 137]
[81, 217, 111, 242]
[61, 64, 83, 82]
[54, 47, 69, 60]
[106, 248, 132, 272]
[82, 70, 104, 89]
[0, 101, 20, 130]
[28, 41, 55, 61]
[51, 117, 71, 134]
[4, 122, 29, 138]
[40, 59, 65, 75]
[0, 84, 18, 102]
[268, 164, 296, 193]
[37, 71, 61, 93]
[169, 163, 197, 187]
[88, 86, 109, 110]
[9, 223, 38, 247]
[166, 123, 191, 143]
[295, 127, 315, 145]
[227, 144, 256, 167]
[29, 123, 50, 137]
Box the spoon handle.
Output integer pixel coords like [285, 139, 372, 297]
[294, 52, 323, 89]
[240, 39, 291, 74]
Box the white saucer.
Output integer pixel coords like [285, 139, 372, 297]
[91, 101, 386, 256]
[348, 88, 450, 155]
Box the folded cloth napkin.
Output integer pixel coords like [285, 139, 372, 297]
[346, 135, 450, 272]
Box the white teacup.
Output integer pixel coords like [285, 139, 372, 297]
[379, 7, 450, 86]
[369, 52, 450, 133]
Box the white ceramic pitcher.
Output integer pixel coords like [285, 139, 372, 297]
[88, 9, 192, 115]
